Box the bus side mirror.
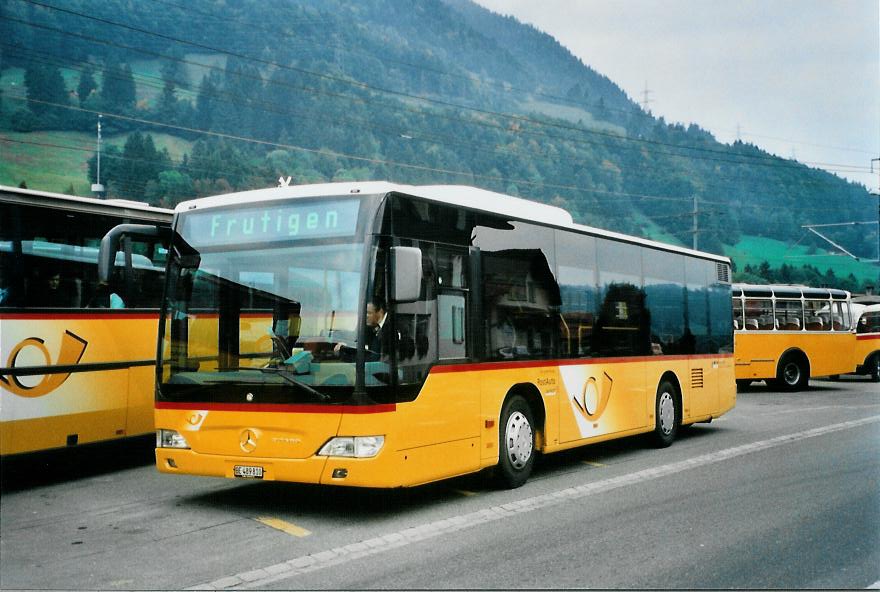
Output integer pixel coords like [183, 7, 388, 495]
[391, 246, 422, 303]
[98, 223, 170, 283]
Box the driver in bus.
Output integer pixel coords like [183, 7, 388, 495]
[334, 297, 391, 361]
[365, 298, 390, 356]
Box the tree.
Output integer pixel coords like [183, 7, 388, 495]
[99, 60, 136, 114]
[87, 134, 170, 199]
[145, 170, 193, 206]
[77, 67, 97, 105]
[23, 62, 69, 123]
[194, 72, 220, 131]
[156, 77, 179, 124]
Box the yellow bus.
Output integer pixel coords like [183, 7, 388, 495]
[104, 182, 735, 488]
[851, 303, 880, 381]
[0, 186, 171, 456]
[732, 283, 856, 391]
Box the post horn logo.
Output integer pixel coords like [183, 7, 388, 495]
[1, 331, 88, 398]
[572, 372, 614, 421]
[240, 429, 258, 453]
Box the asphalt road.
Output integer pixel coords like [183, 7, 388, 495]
[1, 375, 878, 590]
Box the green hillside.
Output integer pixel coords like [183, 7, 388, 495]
[1, 0, 876, 289]
[0, 130, 192, 194]
[726, 236, 876, 286]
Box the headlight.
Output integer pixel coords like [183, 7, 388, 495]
[156, 429, 190, 449]
[317, 436, 384, 458]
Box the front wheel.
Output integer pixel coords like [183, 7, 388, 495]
[870, 353, 880, 382]
[651, 380, 679, 448]
[495, 394, 536, 489]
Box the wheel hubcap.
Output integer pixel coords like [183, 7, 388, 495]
[658, 391, 675, 435]
[784, 362, 800, 385]
[505, 411, 533, 470]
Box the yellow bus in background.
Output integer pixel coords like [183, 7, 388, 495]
[851, 303, 880, 382]
[0, 186, 171, 456]
[105, 182, 736, 489]
[732, 284, 856, 391]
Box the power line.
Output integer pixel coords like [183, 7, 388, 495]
[3, 95, 701, 204]
[8, 1, 870, 176]
[6, 86, 874, 218]
[10, 45, 868, 202]
[4, 5, 874, 223]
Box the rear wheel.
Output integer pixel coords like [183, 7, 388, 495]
[652, 380, 679, 448]
[495, 394, 536, 489]
[870, 353, 880, 382]
[774, 354, 809, 391]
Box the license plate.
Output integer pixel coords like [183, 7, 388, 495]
[233, 465, 264, 479]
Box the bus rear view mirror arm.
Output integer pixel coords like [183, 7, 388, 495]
[391, 246, 422, 303]
[98, 223, 170, 284]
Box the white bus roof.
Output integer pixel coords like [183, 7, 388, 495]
[852, 302, 880, 318]
[175, 181, 730, 264]
[733, 283, 851, 300]
[0, 185, 173, 220]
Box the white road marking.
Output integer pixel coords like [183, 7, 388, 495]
[187, 415, 880, 590]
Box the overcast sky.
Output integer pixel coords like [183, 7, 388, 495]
[473, 0, 879, 194]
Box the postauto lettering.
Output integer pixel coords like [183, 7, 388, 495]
[184, 200, 360, 247]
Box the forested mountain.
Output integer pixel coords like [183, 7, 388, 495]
[1, 0, 875, 287]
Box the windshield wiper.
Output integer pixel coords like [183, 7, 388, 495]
[225, 367, 330, 402]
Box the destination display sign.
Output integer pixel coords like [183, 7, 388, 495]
[181, 199, 361, 247]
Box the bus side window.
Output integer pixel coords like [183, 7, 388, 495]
[392, 240, 438, 400]
[744, 298, 773, 331]
[473, 220, 559, 361]
[864, 312, 880, 333]
[644, 249, 686, 355]
[831, 301, 849, 331]
[483, 249, 560, 360]
[437, 247, 468, 360]
[804, 300, 830, 331]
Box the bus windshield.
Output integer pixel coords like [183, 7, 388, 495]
[158, 196, 383, 405]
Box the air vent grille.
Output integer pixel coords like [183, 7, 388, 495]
[691, 368, 704, 389]
[716, 262, 731, 284]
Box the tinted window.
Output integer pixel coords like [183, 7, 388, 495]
[1, 201, 166, 310]
[436, 246, 469, 360]
[389, 238, 438, 400]
[706, 268, 733, 353]
[643, 248, 687, 355]
[556, 232, 598, 357]
[684, 258, 711, 353]
[473, 219, 559, 360]
[858, 311, 880, 334]
[594, 239, 649, 357]
[391, 196, 472, 246]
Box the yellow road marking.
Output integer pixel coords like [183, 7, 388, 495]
[582, 460, 606, 468]
[256, 516, 312, 537]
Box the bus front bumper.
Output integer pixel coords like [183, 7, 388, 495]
[155, 448, 406, 487]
